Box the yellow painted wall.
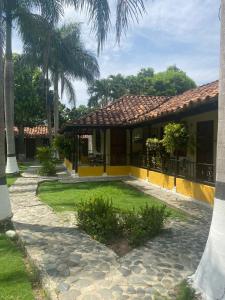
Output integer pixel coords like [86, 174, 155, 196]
[176, 178, 215, 205]
[106, 166, 130, 176]
[78, 166, 104, 177]
[64, 158, 73, 172]
[148, 170, 174, 190]
[130, 166, 148, 180]
[63, 159, 214, 205]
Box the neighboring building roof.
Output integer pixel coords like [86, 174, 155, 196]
[63, 80, 219, 130]
[68, 95, 170, 127]
[14, 126, 50, 138]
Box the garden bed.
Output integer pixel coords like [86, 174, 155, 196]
[38, 180, 185, 218]
[38, 181, 186, 255]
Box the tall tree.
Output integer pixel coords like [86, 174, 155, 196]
[192, 1, 225, 298]
[2, 0, 63, 173]
[88, 66, 196, 108]
[24, 23, 99, 139]
[3, 0, 145, 149]
[14, 54, 46, 159]
[0, 1, 12, 221]
[51, 24, 99, 136]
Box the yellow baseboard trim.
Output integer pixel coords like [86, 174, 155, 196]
[78, 166, 104, 177]
[148, 170, 174, 190]
[176, 178, 214, 206]
[106, 166, 130, 176]
[130, 166, 148, 180]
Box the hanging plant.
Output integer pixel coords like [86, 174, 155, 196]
[146, 138, 164, 155]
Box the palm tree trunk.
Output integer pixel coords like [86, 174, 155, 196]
[4, 8, 19, 174]
[45, 69, 52, 145]
[192, 1, 225, 298]
[53, 72, 59, 135]
[0, 8, 12, 221]
[18, 124, 25, 161]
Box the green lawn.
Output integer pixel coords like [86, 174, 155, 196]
[7, 163, 31, 187]
[0, 234, 35, 300]
[38, 181, 185, 219]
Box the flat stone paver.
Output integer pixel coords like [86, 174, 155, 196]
[10, 166, 212, 299]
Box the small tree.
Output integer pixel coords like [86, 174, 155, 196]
[162, 123, 189, 158]
[36, 146, 56, 176]
[146, 138, 166, 169]
[162, 123, 189, 183]
[53, 135, 74, 160]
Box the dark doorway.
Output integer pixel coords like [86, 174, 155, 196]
[26, 139, 36, 159]
[110, 128, 127, 165]
[196, 120, 214, 181]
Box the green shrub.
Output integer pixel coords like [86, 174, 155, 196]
[176, 281, 197, 300]
[76, 197, 121, 243]
[146, 138, 165, 154]
[123, 204, 168, 246]
[36, 147, 56, 176]
[76, 197, 169, 247]
[53, 135, 74, 160]
[162, 123, 189, 155]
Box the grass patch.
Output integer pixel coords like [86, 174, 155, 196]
[0, 234, 35, 300]
[176, 281, 198, 300]
[38, 180, 185, 219]
[7, 163, 32, 187]
[7, 174, 19, 187]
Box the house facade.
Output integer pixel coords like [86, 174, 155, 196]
[14, 126, 50, 159]
[62, 81, 218, 206]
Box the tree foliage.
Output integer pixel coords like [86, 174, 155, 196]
[14, 54, 46, 127]
[59, 104, 91, 126]
[88, 66, 196, 108]
[162, 123, 189, 155]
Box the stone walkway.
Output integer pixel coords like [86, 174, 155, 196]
[10, 166, 212, 300]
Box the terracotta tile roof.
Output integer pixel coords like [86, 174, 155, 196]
[14, 126, 50, 138]
[70, 95, 170, 127]
[134, 80, 219, 124]
[63, 80, 219, 130]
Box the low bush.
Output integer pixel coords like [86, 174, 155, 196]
[76, 197, 168, 246]
[53, 135, 74, 160]
[76, 197, 121, 243]
[123, 204, 168, 246]
[36, 147, 56, 176]
[176, 281, 198, 300]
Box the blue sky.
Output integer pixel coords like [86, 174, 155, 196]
[12, 0, 220, 106]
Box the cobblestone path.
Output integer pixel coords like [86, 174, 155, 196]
[10, 167, 212, 300]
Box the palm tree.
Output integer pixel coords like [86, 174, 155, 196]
[2, 1, 63, 173]
[2, 0, 145, 172]
[0, 1, 12, 221]
[192, 1, 225, 298]
[23, 23, 99, 139]
[51, 24, 100, 135]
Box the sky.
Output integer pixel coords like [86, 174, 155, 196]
[12, 0, 220, 107]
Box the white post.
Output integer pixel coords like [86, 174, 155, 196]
[0, 183, 12, 221]
[191, 2, 225, 299]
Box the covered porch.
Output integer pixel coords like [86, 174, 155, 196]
[61, 82, 218, 205]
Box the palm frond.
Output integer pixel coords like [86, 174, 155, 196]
[0, 2, 4, 50]
[116, 0, 145, 42]
[61, 74, 76, 107]
[19, 0, 64, 23]
[69, 0, 110, 54]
